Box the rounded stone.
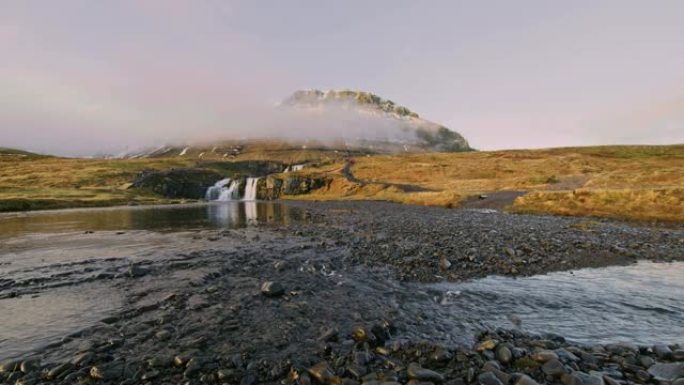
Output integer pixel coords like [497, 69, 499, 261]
[496, 346, 512, 364]
[541, 359, 566, 377]
[478, 372, 503, 385]
[407, 363, 445, 383]
[514, 375, 540, 385]
[261, 281, 285, 297]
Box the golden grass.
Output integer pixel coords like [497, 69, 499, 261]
[0, 156, 196, 211]
[284, 175, 465, 207]
[511, 188, 684, 222]
[1, 144, 682, 222]
[298, 145, 684, 222]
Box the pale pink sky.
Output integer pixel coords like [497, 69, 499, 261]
[1, 1, 682, 155]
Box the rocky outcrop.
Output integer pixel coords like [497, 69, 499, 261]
[258, 174, 331, 200]
[131, 168, 224, 199]
[199, 160, 284, 177]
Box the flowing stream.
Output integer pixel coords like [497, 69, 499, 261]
[0, 203, 681, 360]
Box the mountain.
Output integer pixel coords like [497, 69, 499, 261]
[281, 89, 472, 152]
[113, 89, 472, 159]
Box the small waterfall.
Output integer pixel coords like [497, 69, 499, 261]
[284, 164, 305, 173]
[205, 178, 231, 201]
[218, 180, 240, 201]
[243, 177, 260, 201]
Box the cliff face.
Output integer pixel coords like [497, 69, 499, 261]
[282, 89, 472, 152]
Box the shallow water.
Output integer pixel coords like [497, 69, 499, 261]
[0, 203, 682, 360]
[0, 283, 123, 359]
[429, 261, 684, 345]
[0, 201, 306, 240]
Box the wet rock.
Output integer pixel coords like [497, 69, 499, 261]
[0, 359, 20, 372]
[631, 370, 649, 383]
[647, 362, 684, 382]
[542, 359, 566, 377]
[654, 344, 673, 359]
[90, 362, 123, 380]
[46, 362, 74, 380]
[241, 372, 258, 385]
[19, 359, 40, 374]
[141, 370, 160, 380]
[261, 281, 285, 297]
[439, 257, 451, 270]
[148, 355, 173, 368]
[531, 350, 558, 363]
[62, 368, 89, 383]
[308, 361, 335, 384]
[174, 353, 192, 367]
[15, 373, 40, 385]
[514, 375, 540, 385]
[347, 364, 368, 379]
[638, 355, 655, 368]
[352, 326, 373, 343]
[318, 327, 339, 342]
[556, 350, 579, 365]
[217, 369, 236, 381]
[561, 371, 604, 385]
[407, 363, 444, 383]
[5, 372, 23, 383]
[184, 357, 205, 378]
[477, 339, 498, 352]
[495, 346, 512, 364]
[71, 352, 95, 366]
[478, 372, 504, 385]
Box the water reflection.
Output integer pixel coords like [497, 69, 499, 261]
[0, 202, 306, 239]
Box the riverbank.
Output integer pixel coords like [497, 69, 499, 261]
[0, 202, 682, 384]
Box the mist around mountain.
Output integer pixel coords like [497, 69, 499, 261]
[104, 89, 473, 159]
[281, 89, 472, 152]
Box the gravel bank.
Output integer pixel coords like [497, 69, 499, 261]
[0, 202, 682, 385]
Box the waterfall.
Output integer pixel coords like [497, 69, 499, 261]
[206, 176, 259, 201]
[217, 180, 240, 201]
[243, 177, 260, 201]
[284, 164, 305, 173]
[205, 178, 231, 201]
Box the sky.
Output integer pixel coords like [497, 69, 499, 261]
[1, 0, 683, 155]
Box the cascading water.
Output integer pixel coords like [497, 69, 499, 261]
[217, 180, 240, 201]
[205, 178, 231, 201]
[284, 164, 305, 173]
[243, 177, 260, 201]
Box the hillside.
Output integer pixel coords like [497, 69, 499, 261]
[289, 145, 684, 223]
[0, 147, 44, 158]
[0, 144, 682, 223]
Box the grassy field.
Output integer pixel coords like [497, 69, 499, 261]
[1, 145, 682, 222]
[0, 145, 346, 212]
[294, 145, 684, 223]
